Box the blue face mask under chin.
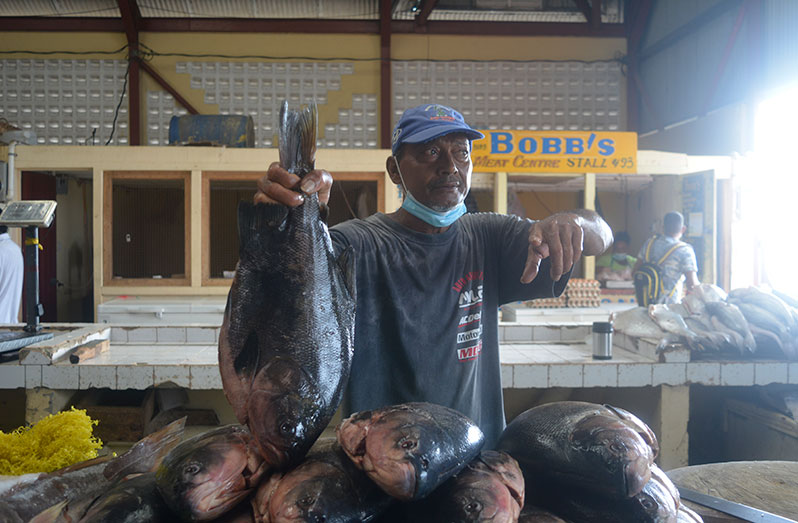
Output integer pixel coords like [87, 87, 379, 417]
[401, 191, 467, 227]
[393, 157, 467, 228]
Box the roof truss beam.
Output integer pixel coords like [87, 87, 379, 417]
[0, 17, 624, 37]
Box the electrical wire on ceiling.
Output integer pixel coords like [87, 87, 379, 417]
[0, 42, 624, 66]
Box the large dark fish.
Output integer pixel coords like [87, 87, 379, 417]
[495, 401, 658, 499]
[155, 424, 270, 522]
[337, 402, 485, 501]
[0, 418, 185, 522]
[417, 450, 525, 523]
[75, 472, 173, 523]
[253, 438, 393, 522]
[218, 100, 356, 468]
[518, 506, 570, 523]
[524, 464, 680, 523]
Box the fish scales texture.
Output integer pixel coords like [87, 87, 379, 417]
[496, 401, 657, 499]
[218, 100, 356, 469]
[76, 472, 173, 523]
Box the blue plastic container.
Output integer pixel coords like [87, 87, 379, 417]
[168, 115, 255, 147]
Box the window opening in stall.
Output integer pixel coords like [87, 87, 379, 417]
[106, 173, 189, 284]
[204, 171, 383, 285]
[208, 178, 257, 280]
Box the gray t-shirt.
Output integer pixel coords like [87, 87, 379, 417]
[330, 212, 569, 448]
[637, 234, 698, 304]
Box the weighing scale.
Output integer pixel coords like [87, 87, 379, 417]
[0, 200, 58, 356]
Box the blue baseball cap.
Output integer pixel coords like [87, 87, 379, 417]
[391, 104, 484, 155]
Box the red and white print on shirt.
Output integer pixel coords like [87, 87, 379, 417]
[453, 271, 484, 362]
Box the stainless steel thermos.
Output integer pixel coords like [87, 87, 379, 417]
[592, 321, 613, 360]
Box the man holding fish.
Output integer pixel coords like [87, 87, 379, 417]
[256, 103, 612, 448]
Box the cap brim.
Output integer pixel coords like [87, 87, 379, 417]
[402, 125, 484, 146]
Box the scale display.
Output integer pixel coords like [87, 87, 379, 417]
[0, 200, 57, 227]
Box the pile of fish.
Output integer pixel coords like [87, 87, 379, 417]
[613, 283, 798, 360]
[0, 418, 186, 522]
[2, 399, 708, 522]
[0, 102, 709, 522]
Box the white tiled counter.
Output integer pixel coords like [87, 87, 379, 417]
[4, 321, 797, 470]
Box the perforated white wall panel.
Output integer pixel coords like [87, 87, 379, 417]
[392, 60, 623, 132]
[146, 91, 188, 145]
[0, 58, 622, 149]
[173, 61, 373, 147]
[0, 59, 129, 145]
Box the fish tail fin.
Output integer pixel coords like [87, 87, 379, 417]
[237, 200, 289, 252]
[102, 417, 186, 481]
[278, 100, 317, 177]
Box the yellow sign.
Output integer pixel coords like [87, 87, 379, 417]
[471, 131, 637, 174]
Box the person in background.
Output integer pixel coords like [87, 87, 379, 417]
[633, 211, 699, 304]
[0, 214, 24, 323]
[596, 230, 637, 282]
[256, 103, 612, 447]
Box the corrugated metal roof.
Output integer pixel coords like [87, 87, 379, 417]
[1, 0, 623, 22]
[3, 0, 119, 17]
[138, 0, 379, 19]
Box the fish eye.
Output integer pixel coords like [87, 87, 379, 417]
[465, 501, 482, 513]
[399, 437, 417, 450]
[298, 495, 316, 508]
[184, 463, 201, 476]
[640, 497, 656, 511]
[278, 419, 296, 436]
[609, 441, 626, 453]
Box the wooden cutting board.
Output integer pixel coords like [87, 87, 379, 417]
[667, 461, 798, 522]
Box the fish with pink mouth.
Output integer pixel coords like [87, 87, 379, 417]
[155, 425, 270, 521]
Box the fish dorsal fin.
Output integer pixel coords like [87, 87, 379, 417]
[102, 417, 186, 480]
[336, 245, 356, 302]
[278, 100, 317, 178]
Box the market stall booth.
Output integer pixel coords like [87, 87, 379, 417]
[0, 140, 748, 472]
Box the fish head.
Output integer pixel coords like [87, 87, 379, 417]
[354, 407, 466, 501]
[570, 414, 654, 497]
[266, 462, 352, 522]
[358, 410, 428, 500]
[247, 359, 324, 468]
[434, 485, 520, 523]
[433, 466, 523, 523]
[155, 425, 268, 521]
[629, 471, 679, 522]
